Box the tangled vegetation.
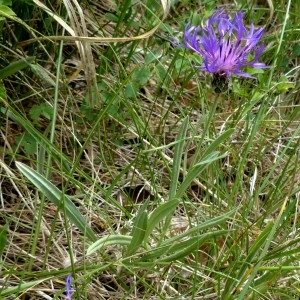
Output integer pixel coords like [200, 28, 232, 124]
[0, 0, 299, 299]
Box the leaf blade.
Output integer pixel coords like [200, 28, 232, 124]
[87, 235, 132, 256]
[15, 161, 97, 242]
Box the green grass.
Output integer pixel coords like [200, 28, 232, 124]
[0, 0, 299, 299]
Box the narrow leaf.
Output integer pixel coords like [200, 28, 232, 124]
[141, 230, 228, 262]
[126, 201, 149, 256]
[231, 221, 274, 298]
[0, 57, 35, 80]
[0, 80, 7, 101]
[87, 235, 132, 256]
[161, 230, 228, 262]
[1, 107, 69, 165]
[30, 64, 56, 87]
[0, 223, 8, 257]
[145, 199, 179, 240]
[163, 210, 235, 245]
[15, 161, 96, 242]
[246, 221, 274, 263]
[0, 4, 15, 17]
[201, 128, 234, 159]
[175, 151, 228, 199]
[0, 280, 44, 296]
[169, 116, 189, 200]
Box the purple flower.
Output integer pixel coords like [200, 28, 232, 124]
[183, 9, 268, 78]
[66, 275, 75, 300]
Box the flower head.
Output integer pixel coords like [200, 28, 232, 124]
[66, 275, 75, 300]
[183, 9, 268, 78]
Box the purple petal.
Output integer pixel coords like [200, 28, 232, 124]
[180, 9, 268, 78]
[66, 275, 75, 300]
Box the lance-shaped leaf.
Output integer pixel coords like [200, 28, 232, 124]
[16, 161, 96, 242]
